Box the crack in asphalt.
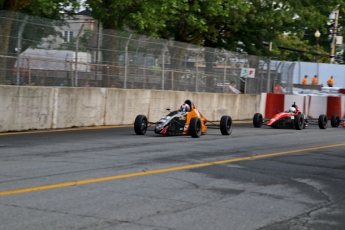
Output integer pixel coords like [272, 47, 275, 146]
[0, 203, 175, 230]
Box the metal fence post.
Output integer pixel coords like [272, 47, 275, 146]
[124, 33, 133, 89]
[162, 43, 167, 90]
[74, 24, 84, 87]
[223, 52, 228, 93]
[16, 15, 28, 85]
[27, 57, 31, 85]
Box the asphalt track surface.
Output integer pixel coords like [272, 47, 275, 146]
[0, 122, 345, 230]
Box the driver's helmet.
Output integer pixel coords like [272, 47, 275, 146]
[289, 107, 296, 113]
[180, 103, 190, 112]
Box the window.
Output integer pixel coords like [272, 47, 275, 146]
[64, 31, 73, 42]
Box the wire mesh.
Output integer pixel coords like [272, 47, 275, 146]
[0, 11, 294, 94]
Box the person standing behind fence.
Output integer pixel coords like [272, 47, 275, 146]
[224, 82, 241, 94]
[274, 83, 284, 94]
[327, 76, 334, 87]
[312, 75, 318, 85]
[302, 75, 308, 85]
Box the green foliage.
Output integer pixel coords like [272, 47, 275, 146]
[84, 0, 344, 62]
[58, 29, 93, 52]
[1, 0, 81, 53]
[1, 0, 80, 18]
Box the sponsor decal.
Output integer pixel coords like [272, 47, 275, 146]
[160, 126, 169, 134]
[179, 116, 186, 121]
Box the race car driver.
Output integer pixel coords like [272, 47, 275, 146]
[289, 102, 308, 127]
[180, 103, 191, 113]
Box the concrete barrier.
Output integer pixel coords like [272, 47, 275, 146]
[327, 96, 342, 119]
[261, 93, 345, 120]
[54, 87, 106, 128]
[1, 85, 345, 133]
[340, 96, 345, 118]
[106, 88, 151, 125]
[265, 93, 284, 118]
[0, 86, 261, 133]
[0, 86, 54, 131]
[307, 95, 328, 118]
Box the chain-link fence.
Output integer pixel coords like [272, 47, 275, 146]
[0, 11, 294, 94]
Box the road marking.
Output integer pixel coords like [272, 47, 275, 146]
[0, 125, 133, 136]
[0, 143, 344, 196]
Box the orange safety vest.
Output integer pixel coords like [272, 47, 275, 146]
[302, 78, 308, 85]
[327, 78, 334, 86]
[312, 77, 318, 85]
[274, 85, 282, 94]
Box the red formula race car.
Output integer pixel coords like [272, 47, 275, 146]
[330, 114, 345, 128]
[253, 102, 328, 130]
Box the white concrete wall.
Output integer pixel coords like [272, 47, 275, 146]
[54, 87, 106, 128]
[259, 93, 267, 117]
[1, 85, 344, 133]
[307, 95, 328, 118]
[106, 89, 151, 125]
[0, 86, 54, 131]
[0, 86, 261, 133]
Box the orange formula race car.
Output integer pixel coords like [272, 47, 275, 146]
[134, 99, 232, 138]
[253, 102, 328, 130]
[330, 114, 345, 128]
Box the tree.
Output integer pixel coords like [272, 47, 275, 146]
[84, 0, 343, 88]
[85, 0, 140, 87]
[0, 0, 80, 84]
[128, 0, 250, 89]
[58, 29, 93, 52]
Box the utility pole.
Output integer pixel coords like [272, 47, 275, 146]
[330, 5, 340, 64]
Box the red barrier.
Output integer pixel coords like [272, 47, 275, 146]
[265, 93, 284, 118]
[327, 96, 341, 119]
[339, 88, 345, 94]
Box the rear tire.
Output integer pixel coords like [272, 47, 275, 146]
[294, 114, 304, 130]
[134, 115, 148, 135]
[331, 114, 340, 127]
[253, 113, 263, 128]
[220, 115, 232, 135]
[190, 118, 201, 138]
[318, 114, 328, 129]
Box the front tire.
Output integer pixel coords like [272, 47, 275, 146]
[331, 114, 340, 127]
[220, 115, 232, 135]
[134, 115, 148, 135]
[318, 114, 328, 129]
[253, 113, 263, 128]
[294, 114, 304, 130]
[190, 118, 201, 138]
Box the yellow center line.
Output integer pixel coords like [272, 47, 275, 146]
[1, 143, 344, 196]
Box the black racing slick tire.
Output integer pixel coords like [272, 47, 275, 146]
[294, 114, 304, 130]
[331, 114, 340, 127]
[134, 115, 148, 135]
[190, 117, 201, 138]
[318, 114, 328, 129]
[220, 115, 232, 135]
[253, 113, 263, 128]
